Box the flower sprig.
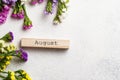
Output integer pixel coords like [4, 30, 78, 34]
[0, 0, 32, 30]
[11, 0, 33, 30]
[22, 4, 33, 30]
[53, 0, 69, 24]
[0, 32, 32, 80]
[0, 32, 28, 71]
[44, 0, 69, 24]
[0, 4, 10, 24]
[0, 70, 31, 80]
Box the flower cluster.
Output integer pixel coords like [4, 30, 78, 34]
[44, 0, 69, 24]
[0, 5, 10, 24]
[0, 32, 32, 80]
[0, 70, 31, 80]
[31, 0, 43, 5]
[31, 0, 69, 24]
[0, 0, 69, 29]
[11, 0, 32, 30]
[0, 0, 32, 30]
[0, 56, 12, 72]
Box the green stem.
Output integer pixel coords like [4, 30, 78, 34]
[0, 51, 16, 56]
[0, 75, 5, 78]
[0, 71, 7, 74]
[0, 0, 3, 11]
[22, 4, 28, 17]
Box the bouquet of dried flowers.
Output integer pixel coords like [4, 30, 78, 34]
[0, 0, 69, 30]
[0, 32, 32, 80]
[0, 0, 32, 30]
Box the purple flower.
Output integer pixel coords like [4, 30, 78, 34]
[22, 4, 32, 30]
[1, 32, 14, 42]
[44, 10, 49, 15]
[17, 10, 24, 19]
[38, 0, 44, 3]
[0, 5, 10, 25]
[53, 0, 57, 3]
[16, 49, 28, 61]
[3, 5, 10, 11]
[30, 0, 38, 5]
[23, 24, 32, 30]
[11, 4, 24, 19]
[23, 17, 32, 30]
[9, 32, 14, 42]
[2, 0, 17, 5]
[11, 13, 17, 18]
[0, 14, 6, 24]
[20, 49, 28, 61]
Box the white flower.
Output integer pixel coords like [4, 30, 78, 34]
[62, 8, 67, 12]
[61, 0, 67, 3]
[53, 20, 59, 25]
[21, 0, 27, 5]
[0, 48, 5, 53]
[0, 40, 5, 48]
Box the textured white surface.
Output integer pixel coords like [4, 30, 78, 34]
[1, 0, 120, 80]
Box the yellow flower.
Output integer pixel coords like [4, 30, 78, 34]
[21, 70, 32, 80]
[6, 46, 11, 52]
[0, 48, 5, 53]
[22, 78, 27, 80]
[9, 71, 16, 80]
[25, 74, 32, 80]
[6, 44, 16, 52]
[1, 65, 6, 70]
[5, 61, 10, 65]
[0, 56, 4, 59]
[10, 44, 16, 51]
[6, 56, 12, 60]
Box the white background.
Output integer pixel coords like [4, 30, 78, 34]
[1, 0, 120, 80]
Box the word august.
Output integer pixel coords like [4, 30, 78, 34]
[34, 40, 58, 46]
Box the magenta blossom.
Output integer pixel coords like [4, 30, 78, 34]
[0, 5, 10, 25]
[16, 48, 28, 61]
[38, 0, 44, 3]
[23, 17, 32, 30]
[2, 0, 17, 5]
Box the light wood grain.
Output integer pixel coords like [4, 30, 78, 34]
[21, 38, 70, 49]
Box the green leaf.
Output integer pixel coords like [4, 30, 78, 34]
[66, 0, 69, 3]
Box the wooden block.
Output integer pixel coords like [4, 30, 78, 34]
[21, 38, 70, 49]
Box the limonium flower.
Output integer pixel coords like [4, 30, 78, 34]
[44, 0, 69, 24]
[22, 4, 32, 30]
[2, 0, 17, 5]
[21, 0, 27, 5]
[53, 0, 69, 24]
[30, 0, 44, 5]
[8, 71, 16, 80]
[38, 0, 44, 3]
[11, 1, 32, 30]
[0, 5, 10, 25]
[31, 0, 38, 5]
[16, 48, 28, 61]
[11, 1, 24, 19]
[44, 0, 57, 14]
[0, 32, 31, 80]
[15, 70, 32, 80]
[0, 32, 28, 71]
[0, 40, 5, 48]
[1, 32, 14, 42]
[0, 56, 12, 72]
[0, 70, 32, 80]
